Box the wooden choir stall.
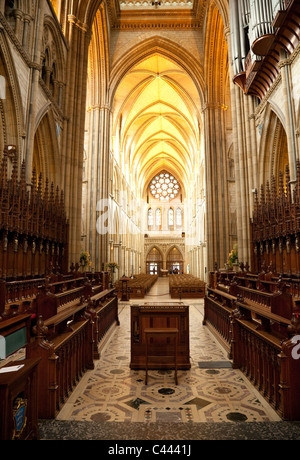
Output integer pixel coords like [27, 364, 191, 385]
[0, 358, 40, 440]
[0, 147, 119, 434]
[204, 161, 300, 421]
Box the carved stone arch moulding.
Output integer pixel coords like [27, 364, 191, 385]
[145, 244, 164, 259]
[204, 1, 229, 104]
[212, 0, 230, 29]
[33, 107, 61, 186]
[42, 16, 66, 83]
[258, 103, 288, 187]
[166, 244, 185, 260]
[0, 30, 25, 156]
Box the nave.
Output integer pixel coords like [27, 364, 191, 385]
[38, 278, 300, 440]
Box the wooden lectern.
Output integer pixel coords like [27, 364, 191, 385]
[130, 303, 190, 371]
[120, 276, 131, 301]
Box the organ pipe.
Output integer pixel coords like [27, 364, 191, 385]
[230, 0, 289, 75]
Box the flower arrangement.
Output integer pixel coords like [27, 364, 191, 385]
[80, 251, 92, 268]
[227, 245, 238, 268]
[106, 262, 119, 272]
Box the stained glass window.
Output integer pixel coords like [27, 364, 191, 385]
[168, 208, 174, 226]
[149, 172, 180, 202]
[176, 208, 182, 227]
[156, 208, 162, 226]
[148, 208, 154, 227]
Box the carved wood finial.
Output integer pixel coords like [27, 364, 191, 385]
[32, 316, 48, 339]
[288, 313, 300, 338]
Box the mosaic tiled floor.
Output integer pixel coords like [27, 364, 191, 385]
[57, 279, 281, 424]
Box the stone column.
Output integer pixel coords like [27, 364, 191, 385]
[13, 8, 23, 43]
[117, 242, 122, 279]
[225, 25, 252, 266]
[121, 245, 126, 276]
[60, 15, 92, 266]
[85, 105, 111, 271]
[204, 103, 230, 271]
[22, 14, 31, 51]
[130, 249, 134, 275]
[109, 240, 114, 264]
[25, 1, 46, 183]
[125, 248, 130, 276]
[278, 53, 297, 182]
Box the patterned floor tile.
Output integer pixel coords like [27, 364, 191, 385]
[57, 279, 281, 424]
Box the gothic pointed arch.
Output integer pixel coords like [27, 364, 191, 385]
[0, 28, 25, 159]
[259, 103, 289, 189]
[33, 109, 61, 186]
[146, 245, 163, 276]
[41, 14, 67, 109]
[166, 245, 184, 273]
[86, 4, 110, 106]
[110, 39, 204, 201]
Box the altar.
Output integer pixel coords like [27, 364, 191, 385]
[130, 303, 190, 370]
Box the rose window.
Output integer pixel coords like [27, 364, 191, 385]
[149, 172, 180, 201]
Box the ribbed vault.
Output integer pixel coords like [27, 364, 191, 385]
[112, 54, 202, 198]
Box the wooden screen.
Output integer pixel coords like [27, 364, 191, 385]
[0, 146, 68, 279]
[251, 161, 300, 275]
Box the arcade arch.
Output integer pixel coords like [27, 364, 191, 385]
[82, 1, 232, 276]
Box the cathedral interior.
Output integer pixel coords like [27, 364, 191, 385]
[1, 0, 300, 443]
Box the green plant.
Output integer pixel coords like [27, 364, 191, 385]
[227, 245, 238, 267]
[80, 251, 92, 268]
[106, 262, 119, 271]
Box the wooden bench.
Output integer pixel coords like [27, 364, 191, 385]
[116, 274, 158, 299]
[169, 275, 206, 299]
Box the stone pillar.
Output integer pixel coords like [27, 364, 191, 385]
[278, 53, 297, 182]
[204, 103, 230, 271]
[109, 240, 114, 264]
[121, 245, 126, 276]
[25, 1, 46, 183]
[60, 15, 92, 266]
[125, 248, 130, 276]
[117, 242, 122, 279]
[22, 14, 31, 51]
[130, 249, 134, 275]
[225, 26, 252, 266]
[13, 8, 23, 43]
[85, 105, 111, 271]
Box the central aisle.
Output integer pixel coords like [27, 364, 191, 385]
[56, 278, 280, 424]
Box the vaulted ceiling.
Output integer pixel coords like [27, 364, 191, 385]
[85, 0, 229, 198]
[112, 54, 202, 197]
